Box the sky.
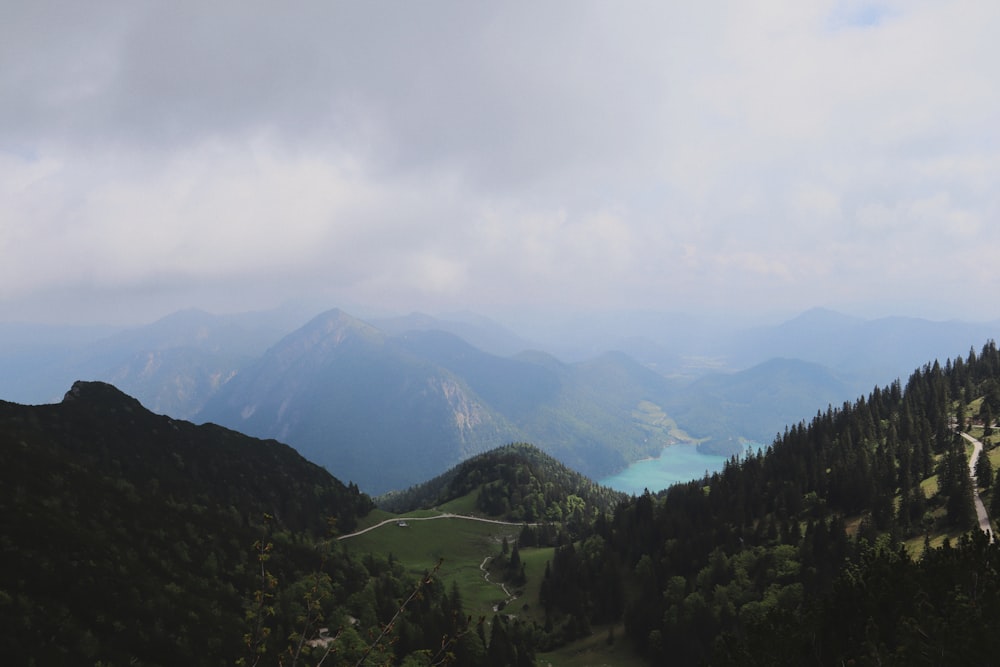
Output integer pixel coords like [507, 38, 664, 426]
[2, 1, 1000, 326]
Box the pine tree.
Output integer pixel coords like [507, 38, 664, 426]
[981, 401, 994, 439]
[976, 448, 993, 490]
[992, 469, 1000, 519]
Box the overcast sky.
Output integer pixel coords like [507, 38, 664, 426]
[3, 1, 999, 326]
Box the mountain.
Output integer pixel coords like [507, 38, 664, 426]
[6, 305, 999, 498]
[0, 321, 122, 405]
[200, 310, 687, 494]
[378, 442, 627, 526]
[729, 308, 1000, 393]
[198, 309, 523, 494]
[0, 308, 293, 414]
[666, 357, 853, 453]
[0, 380, 375, 665]
[371, 310, 532, 357]
[396, 332, 682, 475]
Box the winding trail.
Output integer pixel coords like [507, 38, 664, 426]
[480, 556, 516, 611]
[339, 511, 525, 612]
[960, 432, 994, 540]
[337, 512, 533, 541]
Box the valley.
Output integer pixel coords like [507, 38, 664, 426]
[5, 308, 1000, 665]
[9, 3, 999, 665]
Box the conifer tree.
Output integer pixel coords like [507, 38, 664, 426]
[976, 448, 993, 490]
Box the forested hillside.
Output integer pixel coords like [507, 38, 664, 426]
[0, 382, 478, 665]
[9, 341, 1000, 665]
[378, 442, 626, 532]
[546, 341, 1000, 665]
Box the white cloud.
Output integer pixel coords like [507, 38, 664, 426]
[3, 1, 1000, 323]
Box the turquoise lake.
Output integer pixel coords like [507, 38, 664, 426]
[599, 442, 761, 495]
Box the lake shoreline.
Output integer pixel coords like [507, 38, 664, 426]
[600, 439, 759, 495]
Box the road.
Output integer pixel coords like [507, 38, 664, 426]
[960, 432, 993, 540]
[337, 512, 532, 541]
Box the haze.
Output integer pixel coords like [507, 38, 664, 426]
[3, 2, 999, 327]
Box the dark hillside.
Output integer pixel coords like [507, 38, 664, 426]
[0, 381, 384, 665]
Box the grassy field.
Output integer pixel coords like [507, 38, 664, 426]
[340, 513, 528, 616]
[437, 491, 480, 515]
[338, 510, 650, 663]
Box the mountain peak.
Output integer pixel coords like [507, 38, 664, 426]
[62, 380, 145, 411]
[304, 308, 383, 343]
[785, 307, 864, 328]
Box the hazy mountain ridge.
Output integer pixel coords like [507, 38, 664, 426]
[666, 357, 853, 451]
[729, 307, 1000, 393]
[0, 307, 291, 413]
[198, 309, 523, 494]
[370, 310, 532, 357]
[2, 305, 997, 495]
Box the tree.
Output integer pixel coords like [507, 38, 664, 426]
[992, 469, 1000, 519]
[976, 447, 993, 490]
[981, 401, 994, 439]
[944, 446, 976, 529]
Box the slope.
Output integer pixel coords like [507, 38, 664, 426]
[378, 442, 627, 525]
[666, 357, 852, 454]
[0, 380, 375, 665]
[547, 341, 1000, 665]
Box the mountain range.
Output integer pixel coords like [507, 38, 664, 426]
[9, 343, 1000, 664]
[1, 305, 997, 494]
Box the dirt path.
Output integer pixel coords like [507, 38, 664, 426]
[480, 555, 516, 612]
[337, 512, 532, 541]
[960, 432, 993, 540]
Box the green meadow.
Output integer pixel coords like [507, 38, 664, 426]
[340, 512, 548, 617]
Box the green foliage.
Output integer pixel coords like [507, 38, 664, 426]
[549, 340, 1000, 665]
[0, 381, 480, 666]
[13, 338, 1000, 666]
[976, 446, 993, 489]
[378, 442, 625, 541]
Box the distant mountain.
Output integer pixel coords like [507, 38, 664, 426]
[370, 310, 532, 357]
[198, 309, 523, 494]
[0, 308, 292, 415]
[643, 309, 1000, 452]
[200, 310, 684, 494]
[666, 357, 852, 453]
[729, 308, 1000, 393]
[0, 321, 122, 405]
[6, 305, 998, 496]
[395, 332, 682, 474]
